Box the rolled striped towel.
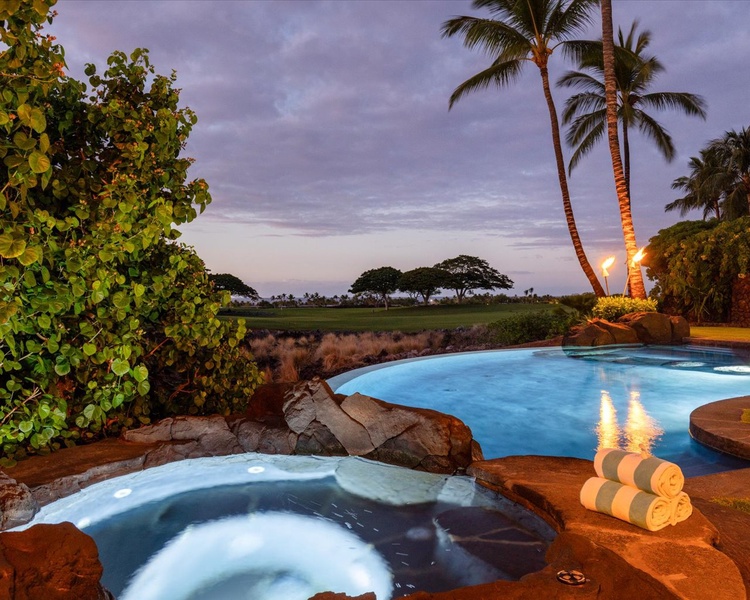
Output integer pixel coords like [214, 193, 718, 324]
[671, 491, 693, 525]
[594, 448, 684, 498]
[580, 477, 673, 531]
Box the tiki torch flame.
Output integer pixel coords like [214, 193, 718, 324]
[631, 248, 646, 267]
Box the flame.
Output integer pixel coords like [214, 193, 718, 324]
[596, 390, 621, 451]
[630, 248, 646, 266]
[601, 256, 616, 277]
[624, 391, 663, 456]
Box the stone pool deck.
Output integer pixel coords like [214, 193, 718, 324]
[5, 440, 750, 600]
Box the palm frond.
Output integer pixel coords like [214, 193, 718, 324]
[441, 16, 530, 59]
[561, 91, 605, 123]
[639, 92, 707, 118]
[567, 118, 606, 173]
[635, 111, 675, 161]
[557, 70, 605, 93]
[448, 58, 525, 108]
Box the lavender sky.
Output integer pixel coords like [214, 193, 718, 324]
[49, 1, 749, 297]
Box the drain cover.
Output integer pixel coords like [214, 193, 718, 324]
[556, 570, 586, 586]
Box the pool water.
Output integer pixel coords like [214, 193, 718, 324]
[331, 346, 750, 476]
[22, 454, 554, 600]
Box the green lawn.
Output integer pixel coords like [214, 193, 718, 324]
[221, 303, 564, 332]
[689, 326, 750, 342]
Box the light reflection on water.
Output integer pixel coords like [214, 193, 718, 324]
[596, 390, 664, 456]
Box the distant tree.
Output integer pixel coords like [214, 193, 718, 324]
[349, 267, 403, 310]
[398, 267, 449, 305]
[208, 273, 258, 298]
[434, 255, 513, 303]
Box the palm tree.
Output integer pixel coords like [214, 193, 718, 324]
[709, 127, 750, 218]
[442, 0, 605, 297]
[559, 21, 707, 196]
[598, 0, 645, 299]
[667, 128, 750, 222]
[666, 150, 725, 221]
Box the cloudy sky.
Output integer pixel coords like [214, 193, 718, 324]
[49, 1, 749, 297]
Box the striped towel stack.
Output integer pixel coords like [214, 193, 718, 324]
[579, 448, 693, 531]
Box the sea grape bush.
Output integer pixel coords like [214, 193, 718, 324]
[644, 218, 750, 322]
[0, 0, 262, 460]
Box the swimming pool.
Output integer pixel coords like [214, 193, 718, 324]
[331, 345, 750, 476]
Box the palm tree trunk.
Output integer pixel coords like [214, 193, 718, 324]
[622, 120, 631, 201]
[600, 0, 646, 299]
[539, 66, 605, 297]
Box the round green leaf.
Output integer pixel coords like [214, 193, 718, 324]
[54, 361, 71, 376]
[83, 342, 97, 356]
[18, 245, 42, 266]
[111, 358, 130, 377]
[19, 421, 33, 434]
[30, 108, 46, 133]
[132, 364, 148, 382]
[137, 379, 151, 397]
[28, 151, 51, 174]
[0, 234, 26, 259]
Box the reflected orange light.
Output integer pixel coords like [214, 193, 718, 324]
[596, 390, 621, 451]
[625, 391, 663, 456]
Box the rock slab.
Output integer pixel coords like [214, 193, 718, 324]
[0, 522, 113, 600]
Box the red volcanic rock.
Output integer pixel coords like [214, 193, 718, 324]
[617, 312, 673, 344]
[0, 522, 113, 600]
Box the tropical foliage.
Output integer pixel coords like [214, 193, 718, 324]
[0, 1, 262, 459]
[441, 0, 605, 297]
[644, 218, 750, 322]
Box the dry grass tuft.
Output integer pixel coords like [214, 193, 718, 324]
[250, 330, 444, 383]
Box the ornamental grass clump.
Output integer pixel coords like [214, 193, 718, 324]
[592, 296, 658, 321]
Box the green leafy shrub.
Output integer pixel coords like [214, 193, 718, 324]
[487, 309, 578, 345]
[0, 2, 263, 459]
[591, 297, 657, 321]
[644, 218, 750, 322]
[557, 292, 597, 315]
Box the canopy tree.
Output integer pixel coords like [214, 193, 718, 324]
[434, 255, 512, 303]
[398, 267, 449, 305]
[442, 0, 605, 297]
[0, 1, 263, 459]
[208, 273, 259, 298]
[349, 267, 403, 310]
